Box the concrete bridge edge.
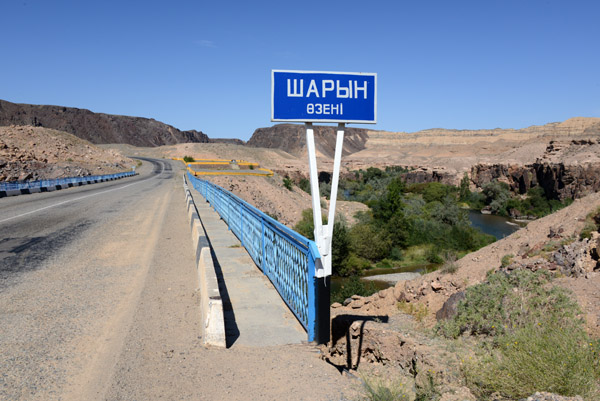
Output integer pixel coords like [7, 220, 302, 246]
[183, 175, 226, 348]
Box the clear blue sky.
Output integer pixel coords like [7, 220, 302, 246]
[2, 0, 599, 140]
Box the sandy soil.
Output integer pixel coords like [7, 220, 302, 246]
[204, 174, 368, 227]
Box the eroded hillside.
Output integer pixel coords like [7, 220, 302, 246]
[0, 125, 133, 181]
[0, 99, 210, 147]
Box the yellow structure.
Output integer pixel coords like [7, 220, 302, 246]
[172, 157, 273, 177]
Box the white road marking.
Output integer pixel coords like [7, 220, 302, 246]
[0, 162, 165, 225]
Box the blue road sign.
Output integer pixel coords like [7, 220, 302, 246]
[272, 70, 377, 124]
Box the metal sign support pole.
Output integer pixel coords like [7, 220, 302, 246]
[305, 122, 323, 260]
[305, 122, 345, 344]
[327, 123, 345, 241]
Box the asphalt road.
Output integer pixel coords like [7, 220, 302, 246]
[0, 158, 178, 400]
[0, 157, 354, 401]
[0, 158, 171, 288]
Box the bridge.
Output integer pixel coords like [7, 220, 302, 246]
[0, 158, 347, 400]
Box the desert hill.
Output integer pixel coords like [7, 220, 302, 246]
[0, 125, 133, 181]
[0, 99, 210, 147]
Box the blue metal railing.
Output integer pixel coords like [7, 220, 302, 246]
[187, 172, 321, 342]
[0, 171, 136, 191]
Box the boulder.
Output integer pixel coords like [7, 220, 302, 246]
[435, 291, 466, 321]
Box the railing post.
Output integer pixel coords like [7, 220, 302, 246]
[261, 219, 265, 270]
[307, 253, 317, 343]
[240, 204, 244, 246]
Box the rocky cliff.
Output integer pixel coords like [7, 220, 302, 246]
[247, 118, 600, 159]
[246, 124, 369, 158]
[0, 100, 210, 147]
[470, 161, 600, 201]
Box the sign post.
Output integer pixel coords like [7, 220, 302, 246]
[272, 70, 377, 344]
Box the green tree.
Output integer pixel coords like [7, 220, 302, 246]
[372, 176, 406, 221]
[422, 182, 451, 203]
[386, 212, 410, 247]
[459, 173, 471, 201]
[349, 223, 392, 261]
[482, 180, 511, 215]
[430, 197, 469, 226]
[362, 167, 384, 183]
[331, 218, 351, 276]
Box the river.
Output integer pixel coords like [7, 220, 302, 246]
[467, 209, 522, 239]
[331, 210, 524, 297]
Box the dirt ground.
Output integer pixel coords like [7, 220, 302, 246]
[203, 174, 368, 227]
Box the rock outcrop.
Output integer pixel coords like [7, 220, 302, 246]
[246, 124, 369, 158]
[470, 160, 600, 200]
[0, 99, 210, 147]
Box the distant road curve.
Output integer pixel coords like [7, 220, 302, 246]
[0, 157, 172, 285]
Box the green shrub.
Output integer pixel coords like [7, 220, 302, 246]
[500, 254, 514, 268]
[389, 247, 403, 261]
[466, 190, 486, 210]
[425, 246, 443, 264]
[358, 375, 412, 401]
[436, 269, 580, 338]
[436, 269, 599, 398]
[465, 318, 600, 399]
[349, 223, 392, 261]
[439, 250, 459, 274]
[340, 254, 371, 276]
[298, 178, 310, 194]
[375, 259, 394, 269]
[398, 301, 429, 322]
[580, 207, 600, 240]
[183, 155, 195, 163]
[331, 276, 378, 305]
[283, 176, 293, 190]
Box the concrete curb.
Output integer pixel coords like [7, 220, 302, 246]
[183, 175, 226, 348]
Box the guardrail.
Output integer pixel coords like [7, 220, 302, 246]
[187, 172, 324, 342]
[0, 171, 136, 191]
